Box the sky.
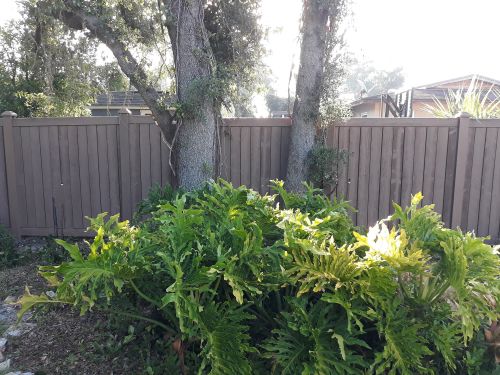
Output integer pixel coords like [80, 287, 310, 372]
[2, 0, 500, 98]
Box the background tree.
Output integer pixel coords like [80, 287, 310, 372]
[286, 0, 349, 192]
[0, 1, 128, 117]
[343, 58, 405, 99]
[265, 90, 290, 117]
[37, 0, 265, 189]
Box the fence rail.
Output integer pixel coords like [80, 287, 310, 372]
[1, 111, 499, 242]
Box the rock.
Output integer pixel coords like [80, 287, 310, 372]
[0, 358, 10, 371]
[0, 337, 6, 350]
[5, 372, 34, 375]
[45, 291, 56, 298]
[5, 323, 36, 338]
[4, 296, 16, 304]
[0, 304, 17, 326]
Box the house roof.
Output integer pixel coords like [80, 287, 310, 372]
[91, 91, 167, 108]
[415, 74, 500, 89]
[351, 74, 500, 108]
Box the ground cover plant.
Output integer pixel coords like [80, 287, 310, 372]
[18, 181, 500, 374]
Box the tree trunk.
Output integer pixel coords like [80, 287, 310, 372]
[167, 0, 217, 190]
[286, 0, 330, 192]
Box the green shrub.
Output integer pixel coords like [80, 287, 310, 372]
[19, 182, 499, 374]
[0, 224, 16, 269]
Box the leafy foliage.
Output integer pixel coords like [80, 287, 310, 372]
[20, 182, 499, 374]
[0, 1, 128, 116]
[425, 78, 500, 118]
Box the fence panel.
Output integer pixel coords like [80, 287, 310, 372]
[331, 118, 460, 231]
[1, 113, 500, 242]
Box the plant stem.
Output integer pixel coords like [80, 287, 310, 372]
[130, 280, 162, 308]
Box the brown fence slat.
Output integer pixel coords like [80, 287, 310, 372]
[478, 127, 497, 236]
[467, 128, 486, 231]
[401, 127, 415, 208]
[378, 127, 393, 218]
[260, 127, 271, 194]
[357, 127, 371, 227]
[270, 127, 281, 182]
[368, 127, 382, 225]
[240, 127, 251, 187]
[0, 127, 10, 227]
[390, 127, 404, 209]
[68, 126, 83, 228]
[230, 127, 241, 186]
[250, 126, 261, 191]
[433, 127, 449, 215]
[139, 124, 151, 200]
[347, 127, 360, 223]
[422, 127, 437, 205]
[489, 129, 500, 239]
[77, 126, 92, 222]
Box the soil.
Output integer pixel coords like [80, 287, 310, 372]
[0, 239, 147, 375]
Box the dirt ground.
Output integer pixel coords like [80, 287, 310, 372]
[0, 239, 149, 375]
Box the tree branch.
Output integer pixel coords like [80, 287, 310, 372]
[51, 2, 175, 140]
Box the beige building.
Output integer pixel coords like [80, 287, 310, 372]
[350, 74, 500, 118]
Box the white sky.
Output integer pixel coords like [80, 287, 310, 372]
[2, 0, 500, 98]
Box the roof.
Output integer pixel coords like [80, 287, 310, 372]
[415, 74, 500, 89]
[351, 74, 500, 108]
[91, 91, 166, 108]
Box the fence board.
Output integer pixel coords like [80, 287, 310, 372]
[139, 124, 151, 200]
[401, 127, 415, 208]
[0, 128, 9, 227]
[85, 126, 100, 219]
[68, 127, 83, 228]
[390, 127, 404, 210]
[230, 127, 241, 186]
[412, 127, 426, 200]
[422, 127, 437, 205]
[107, 125, 120, 215]
[368, 127, 382, 224]
[260, 127, 271, 194]
[77, 126, 92, 223]
[478, 128, 497, 236]
[21, 127, 36, 228]
[489, 129, 500, 239]
[357, 127, 371, 227]
[433, 127, 448, 215]
[240, 128, 251, 187]
[467, 128, 486, 231]
[378, 127, 393, 218]
[347, 127, 360, 223]
[250, 127, 261, 191]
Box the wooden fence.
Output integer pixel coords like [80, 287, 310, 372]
[1, 111, 499, 242]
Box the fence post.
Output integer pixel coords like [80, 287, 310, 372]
[118, 107, 132, 221]
[2, 111, 20, 238]
[451, 112, 471, 229]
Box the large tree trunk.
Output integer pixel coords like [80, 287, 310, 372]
[167, 0, 218, 190]
[286, 0, 330, 192]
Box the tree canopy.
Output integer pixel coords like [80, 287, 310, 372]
[0, 0, 128, 117]
[343, 59, 405, 99]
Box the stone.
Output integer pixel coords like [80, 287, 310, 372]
[0, 358, 10, 371]
[5, 323, 36, 338]
[5, 372, 35, 375]
[0, 337, 6, 350]
[3, 296, 16, 304]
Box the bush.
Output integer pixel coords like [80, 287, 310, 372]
[20, 182, 499, 374]
[0, 224, 16, 269]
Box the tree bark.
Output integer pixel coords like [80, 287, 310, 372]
[286, 0, 330, 192]
[165, 0, 218, 190]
